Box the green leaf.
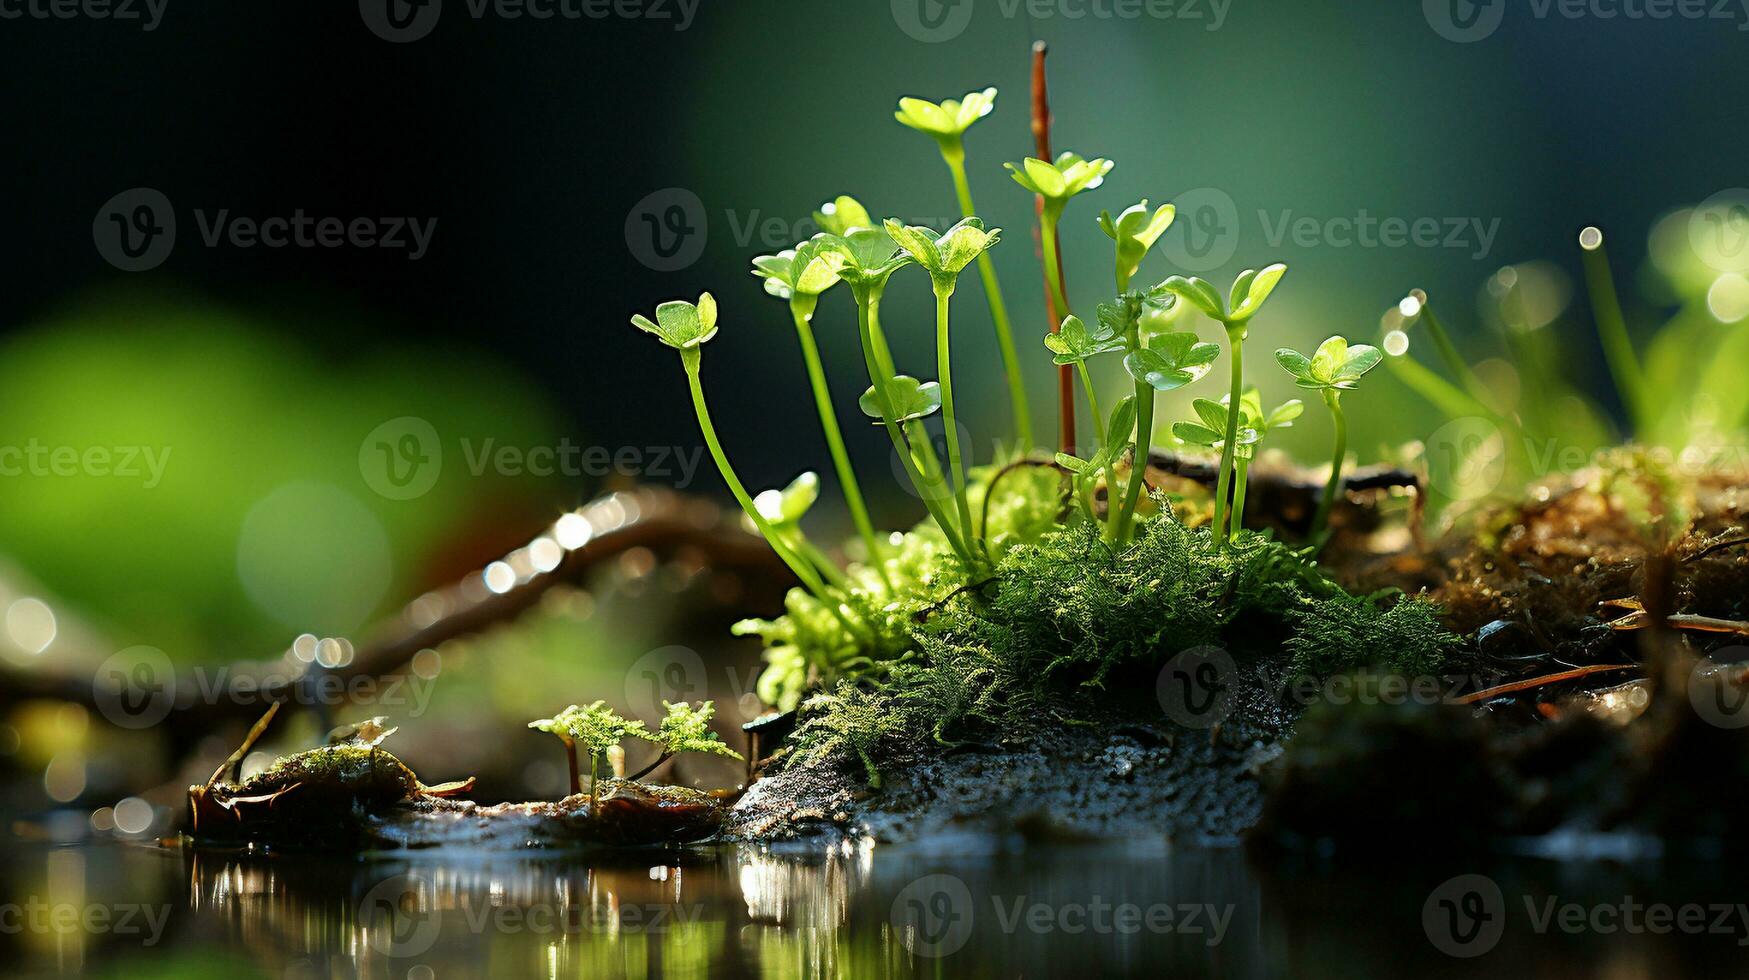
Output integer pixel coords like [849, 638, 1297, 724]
[753, 471, 819, 526]
[1124, 332, 1220, 391]
[1172, 421, 1224, 446]
[1310, 335, 1348, 382]
[1192, 397, 1230, 433]
[527, 701, 648, 759]
[630, 293, 719, 350]
[894, 88, 997, 140]
[882, 219, 942, 270]
[1044, 314, 1124, 365]
[1106, 395, 1137, 449]
[1101, 201, 1176, 287]
[648, 700, 744, 760]
[1267, 399, 1306, 429]
[1333, 344, 1383, 385]
[1055, 452, 1091, 474]
[750, 236, 844, 299]
[814, 196, 874, 236]
[1227, 263, 1288, 323]
[825, 228, 914, 284]
[1163, 276, 1226, 321]
[1275, 347, 1314, 382]
[859, 375, 942, 424]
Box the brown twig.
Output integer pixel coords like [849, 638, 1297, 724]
[1031, 40, 1075, 457]
[1450, 664, 1638, 705]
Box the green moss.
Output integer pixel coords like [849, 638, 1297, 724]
[769, 495, 1466, 786]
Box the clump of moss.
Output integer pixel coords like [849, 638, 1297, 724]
[775, 504, 1465, 786]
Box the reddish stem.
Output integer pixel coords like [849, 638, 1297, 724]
[1031, 40, 1075, 457]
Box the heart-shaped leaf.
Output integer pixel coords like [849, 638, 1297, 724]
[859, 375, 942, 424]
[1192, 397, 1230, 434]
[1171, 421, 1224, 447]
[894, 88, 997, 141]
[1277, 335, 1382, 390]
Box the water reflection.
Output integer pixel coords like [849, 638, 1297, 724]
[5, 834, 1748, 978]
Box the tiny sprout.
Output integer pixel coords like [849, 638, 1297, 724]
[859, 375, 942, 424]
[1173, 398, 1261, 459]
[527, 701, 648, 811]
[752, 237, 883, 584]
[825, 226, 915, 287]
[751, 235, 845, 304]
[630, 291, 719, 353]
[1275, 335, 1382, 542]
[1098, 200, 1176, 291]
[631, 294, 843, 614]
[1044, 312, 1125, 365]
[894, 87, 998, 154]
[649, 700, 744, 762]
[1006, 152, 1114, 212]
[1162, 264, 1289, 548]
[886, 217, 1002, 555]
[884, 217, 1001, 288]
[895, 90, 1031, 448]
[1009, 152, 1113, 326]
[814, 195, 874, 236]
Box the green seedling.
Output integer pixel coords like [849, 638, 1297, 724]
[1172, 398, 1261, 537]
[632, 294, 851, 621]
[814, 195, 874, 235]
[527, 701, 648, 812]
[896, 88, 1031, 448]
[887, 216, 1003, 551]
[1227, 387, 1303, 537]
[1276, 335, 1382, 541]
[1047, 313, 1128, 529]
[825, 221, 977, 567]
[1098, 201, 1176, 293]
[1577, 226, 1651, 434]
[1006, 152, 1114, 319]
[1163, 264, 1289, 547]
[749, 471, 854, 592]
[629, 700, 744, 779]
[752, 238, 888, 585]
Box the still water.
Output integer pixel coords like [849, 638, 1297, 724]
[5, 832, 1749, 978]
